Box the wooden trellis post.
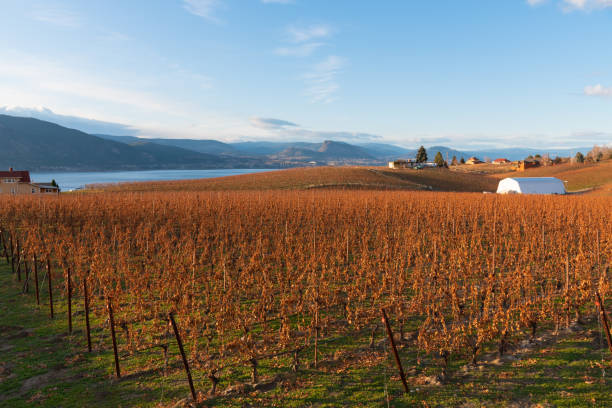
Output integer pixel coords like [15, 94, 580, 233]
[107, 297, 121, 378]
[381, 308, 410, 394]
[169, 312, 197, 401]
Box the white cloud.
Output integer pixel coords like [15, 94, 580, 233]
[303, 56, 346, 103]
[275, 24, 333, 57]
[0, 50, 195, 126]
[584, 84, 612, 96]
[249, 117, 382, 142]
[250, 117, 299, 129]
[287, 24, 332, 43]
[0, 106, 138, 135]
[527, 0, 612, 9]
[183, 0, 223, 22]
[30, 5, 82, 28]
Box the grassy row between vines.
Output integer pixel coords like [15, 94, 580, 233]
[1, 255, 611, 407]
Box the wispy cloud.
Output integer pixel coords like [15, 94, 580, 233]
[287, 24, 332, 43]
[303, 56, 346, 103]
[584, 84, 612, 96]
[250, 117, 299, 129]
[0, 50, 187, 120]
[527, 0, 612, 10]
[274, 24, 333, 57]
[562, 0, 612, 10]
[183, 0, 223, 22]
[31, 5, 82, 28]
[249, 116, 381, 142]
[0, 106, 138, 135]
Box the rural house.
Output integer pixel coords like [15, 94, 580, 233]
[465, 157, 483, 165]
[493, 158, 511, 164]
[0, 168, 59, 194]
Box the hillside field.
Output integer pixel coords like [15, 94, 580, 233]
[93, 166, 499, 193]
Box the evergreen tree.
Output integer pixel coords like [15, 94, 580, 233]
[434, 151, 445, 167]
[460, 157, 465, 164]
[451, 155, 458, 166]
[416, 146, 428, 163]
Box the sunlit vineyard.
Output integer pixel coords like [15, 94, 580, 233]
[0, 191, 609, 399]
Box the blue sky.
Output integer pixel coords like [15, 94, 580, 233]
[1, 0, 612, 149]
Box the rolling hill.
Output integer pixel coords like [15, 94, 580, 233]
[494, 160, 612, 193]
[95, 134, 240, 156]
[95, 166, 499, 193]
[0, 115, 256, 171]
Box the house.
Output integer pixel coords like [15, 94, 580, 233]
[389, 159, 416, 169]
[496, 177, 565, 195]
[0, 168, 59, 195]
[493, 158, 511, 165]
[465, 157, 483, 165]
[517, 159, 540, 172]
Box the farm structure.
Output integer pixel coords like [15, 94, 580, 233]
[388, 160, 437, 169]
[517, 159, 540, 172]
[388, 159, 417, 169]
[497, 177, 566, 195]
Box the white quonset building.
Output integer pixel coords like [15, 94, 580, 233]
[496, 177, 566, 195]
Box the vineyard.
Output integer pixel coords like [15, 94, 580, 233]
[0, 190, 610, 407]
[91, 166, 499, 193]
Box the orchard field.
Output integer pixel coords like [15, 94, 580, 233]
[0, 189, 610, 407]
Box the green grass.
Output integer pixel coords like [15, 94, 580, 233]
[0, 260, 193, 407]
[1, 259, 611, 407]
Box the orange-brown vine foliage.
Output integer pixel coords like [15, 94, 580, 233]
[0, 191, 609, 375]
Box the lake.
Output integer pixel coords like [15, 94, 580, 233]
[30, 169, 276, 191]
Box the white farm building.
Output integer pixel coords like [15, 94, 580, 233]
[496, 177, 566, 195]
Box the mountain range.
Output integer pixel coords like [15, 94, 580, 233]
[0, 113, 593, 172]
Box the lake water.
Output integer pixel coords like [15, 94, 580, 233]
[30, 169, 276, 191]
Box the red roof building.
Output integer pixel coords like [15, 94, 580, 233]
[0, 168, 31, 183]
[493, 158, 511, 164]
[0, 168, 59, 194]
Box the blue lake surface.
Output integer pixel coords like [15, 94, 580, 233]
[30, 169, 276, 191]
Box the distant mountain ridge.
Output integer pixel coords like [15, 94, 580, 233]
[0, 113, 594, 171]
[99, 134, 590, 162]
[0, 115, 266, 171]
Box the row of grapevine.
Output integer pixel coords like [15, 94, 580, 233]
[0, 190, 609, 398]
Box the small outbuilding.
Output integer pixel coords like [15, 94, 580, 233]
[517, 159, 540, 172]
[388, 159, 416, 169]
[465, 157, 483, 165]
[496, 177, 565, 195]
